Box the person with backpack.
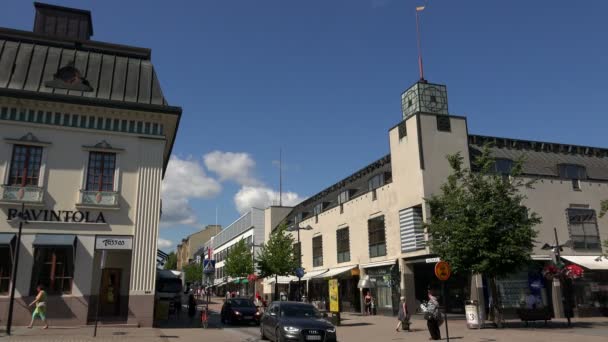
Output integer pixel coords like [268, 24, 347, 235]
[424, 288, 442, 340]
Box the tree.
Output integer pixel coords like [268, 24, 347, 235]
[182, 262, 203, 284]
[163, 251, 177, 270]
[224, 238, 254, 283]
[256, 224, 299, 300]
[425, 145, 541, 327]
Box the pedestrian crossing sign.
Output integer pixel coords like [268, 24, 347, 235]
[203, 259, 216, 274]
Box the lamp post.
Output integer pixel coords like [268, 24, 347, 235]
[6, 203, 26, 336]
[288, 224, 313, 301]
[541, 227, 573, 326]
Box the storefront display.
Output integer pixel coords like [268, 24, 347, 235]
[364, 264, 399, 315]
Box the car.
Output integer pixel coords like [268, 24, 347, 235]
[221, 297, 262, 325]
[260, 301, 337, 342]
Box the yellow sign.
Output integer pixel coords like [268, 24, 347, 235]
[328, 279, 339, 313]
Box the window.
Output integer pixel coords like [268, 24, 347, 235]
[336, 227, 350, 263]
[8, 145, 43, 186]
[436, 115, 451, 132]
[368, 216, 387, 258]
[558, 164, 587, 180]
[494, 158, 514, 175]
[0, 247, 11, 294]
[368, 174, 384, 191]
[338, 190, 350, 204]
[30, 247, 74, 295]
[567, 208, 601, 250]
[312, 236, 323, 267]
[313, 203, 323, 216]
[86, 152, 116, 191]
[398, 121, 407, 139]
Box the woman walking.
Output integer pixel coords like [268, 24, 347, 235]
[425, 289, 441, 340]
[364, 291, 372, 316]
[28, 285, 48, 329]
[395, 296, 410, 332]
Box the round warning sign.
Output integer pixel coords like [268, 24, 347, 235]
[434, 261, 451, 281]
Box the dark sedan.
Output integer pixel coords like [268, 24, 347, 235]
[260, 301, 337, 342]
[221, 298, 262, 325]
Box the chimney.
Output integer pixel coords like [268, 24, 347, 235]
[33, 2, 93, 40]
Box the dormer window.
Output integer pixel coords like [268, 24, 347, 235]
[368, 174, 385, 191]
[338, 190, 350, 204]
[558, 164, 587, 191]
[494, 158, 514, 175]
[45, 63, 93, 92]
[313, 203, 323, 216]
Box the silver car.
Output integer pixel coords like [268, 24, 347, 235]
[260, 301, 337, 342]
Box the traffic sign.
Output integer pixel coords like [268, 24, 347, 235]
[203, 259, 216, 274]
[434, 261, 451, 281]
[295, 267, 305, 278]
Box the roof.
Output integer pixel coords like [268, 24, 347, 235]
[277, 154, 392, 230]
[469, 135, 608, 181]
[0, 28, 181, 114]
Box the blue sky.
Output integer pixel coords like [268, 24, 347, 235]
[3, 1, 607, 252]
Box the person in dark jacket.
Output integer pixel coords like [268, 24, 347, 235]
[188, 293, 197, 319]
[425, 289, 442, 340]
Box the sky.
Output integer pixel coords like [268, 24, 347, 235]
[3, 1, 607, 252]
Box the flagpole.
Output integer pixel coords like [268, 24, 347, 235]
[415, 7, 425, 81]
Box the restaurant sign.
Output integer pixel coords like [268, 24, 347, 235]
[7, 208, 106, 223]
[96, 235, 133, 250]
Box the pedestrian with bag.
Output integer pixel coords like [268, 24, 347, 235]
[396, 296, 411, 332]
[424, 289, 442, 340]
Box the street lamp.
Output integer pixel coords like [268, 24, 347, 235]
[287, 224, 313, 301]
[541, 227, 573, 326]
[6, 203, 26, 336]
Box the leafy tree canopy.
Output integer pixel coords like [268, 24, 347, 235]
[256, 224, 298, 279]
[224, 238, 254, 279]
[425, 145, 541, 278]
[163, 251, 177, 270]
[182, 262, 202, 284]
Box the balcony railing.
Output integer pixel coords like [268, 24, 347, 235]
[79, 190, 119, 207]
[1, 185, 44, 203]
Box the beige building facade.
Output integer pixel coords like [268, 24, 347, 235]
[264, 79, 608, 318]
[0, 3, 180, 327]
[176, 225, 221, 270]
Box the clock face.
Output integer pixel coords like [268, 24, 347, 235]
[422, 86, 446, 113]
[401, 89, 418, 116]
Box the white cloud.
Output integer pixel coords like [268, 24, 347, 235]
[161, 156, 221, 227]
[204, 151, 260, 186]
[234, 186, 303, 214]
[158, 238, 174, 250]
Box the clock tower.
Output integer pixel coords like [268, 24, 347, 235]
[401, 81, 449, 119]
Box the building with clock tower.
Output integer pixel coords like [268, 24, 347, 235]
[261, 76, 608, 318]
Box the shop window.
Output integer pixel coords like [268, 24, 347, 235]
[567, 208, 601, 250]
[368, 216, 387, 258]
[312, 236, 323, 267]
[86, 152, 116, 192]
[0, 247, 11, 294]
[336, 227, 350, 263]
[8, 145, 43, 186]
[30, 247, 74, 295]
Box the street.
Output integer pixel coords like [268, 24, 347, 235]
[2, 297, 608, 342]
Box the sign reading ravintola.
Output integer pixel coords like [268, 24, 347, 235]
[7, 208, 106, 223]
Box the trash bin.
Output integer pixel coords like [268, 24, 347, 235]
[465, 300, 481, 329]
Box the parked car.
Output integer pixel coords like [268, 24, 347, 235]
[260, 301, 337, 342]
[221, 298, 262, 325]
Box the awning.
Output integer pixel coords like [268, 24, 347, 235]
[33, 234, 76, 247]
[302, 269, 328, 281]
[266, 276, 298, 284]
[561, 256, 608, 270]
[0, 233, 15, 245]
[314, 265, 357, 279]
[361, 259, 396, 269]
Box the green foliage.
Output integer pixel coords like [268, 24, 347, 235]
[163, 251, 177, 270]
[600, 199, 607, 218]
[224, 239, 254, 279]
[255, 224, 299, 279]
[182, 262, 203, 284]
[425, 144, 541, 278]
